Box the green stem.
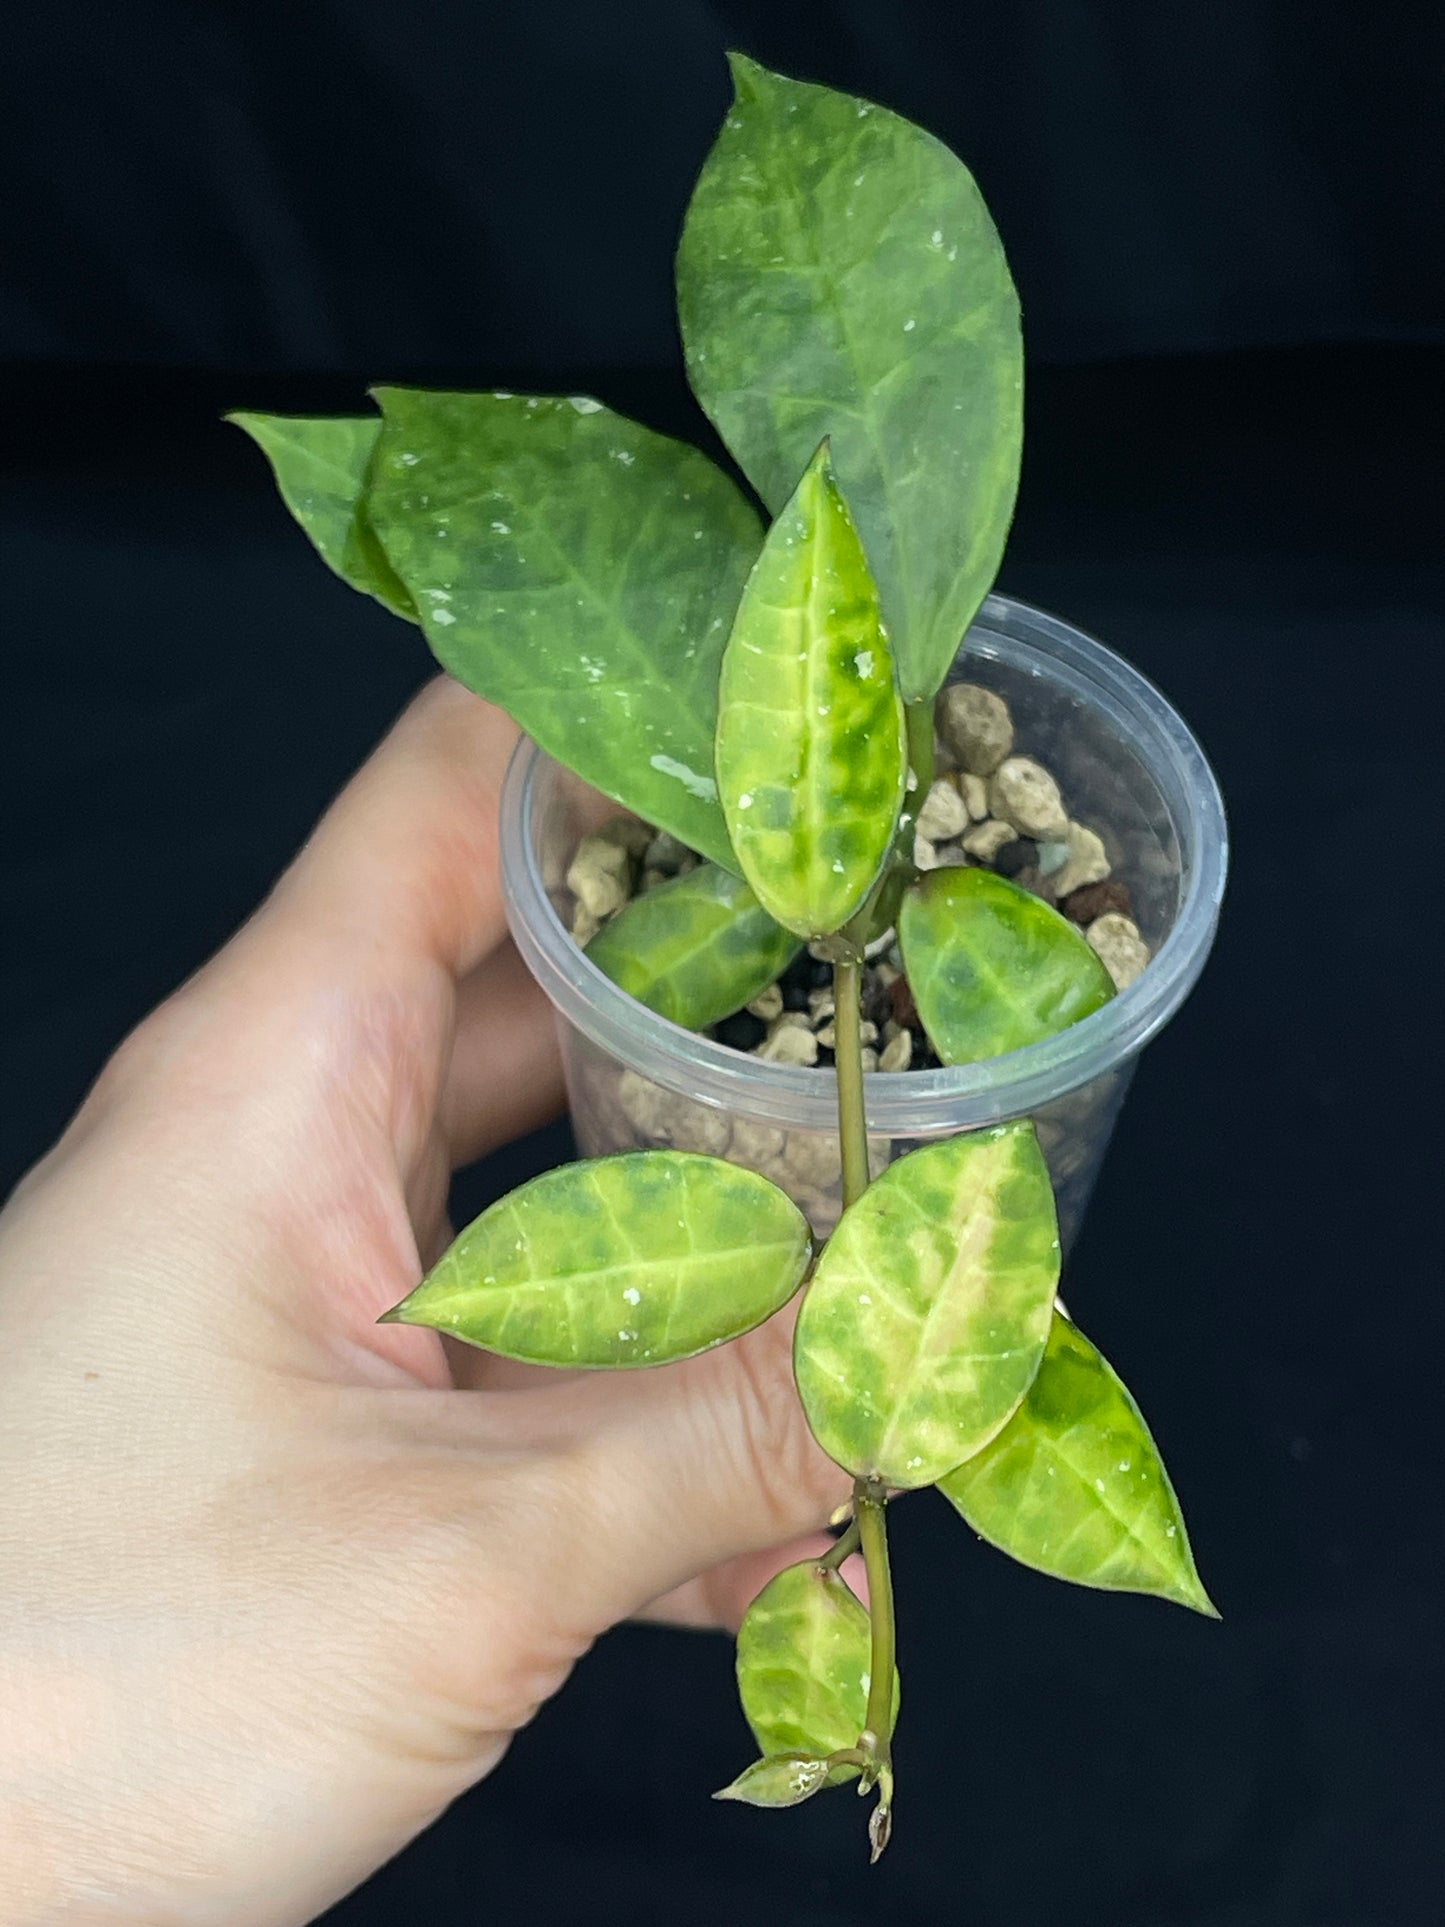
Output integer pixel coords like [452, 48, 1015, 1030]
[855, 1483, 896, 1751]
[904, 698, 936, 803]
[832, 958, 870, 1211]
[817, 1518, 861, 1570]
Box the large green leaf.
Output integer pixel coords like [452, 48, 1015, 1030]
[940, 1312, 1218, 1616]
[677, 55, 1022, 702]
[226, 412, 417, 621]
[794, 1122, 1058, 1486]
[383, 1151, 810, 1366]
[365, 387, 763, 868]
[736, 1559, 893, 1779]
[585, 863, 800, 1029]
[714, 441, 905, 939]
[899, 867, 1115, 1065]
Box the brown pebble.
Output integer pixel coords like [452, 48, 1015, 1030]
[1013, 865, 1058, 904]
[1059, 878, 1135, 927]
[889, 974, 919, 1031]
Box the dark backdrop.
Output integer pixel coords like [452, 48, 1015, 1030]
[3, 6, 1443, 1925]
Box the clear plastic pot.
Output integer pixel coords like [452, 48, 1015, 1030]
[500, 594, 1227, 1250]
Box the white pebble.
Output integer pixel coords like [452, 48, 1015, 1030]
[988, 757, 1069, 840]
[878, 1029, 913, 1073]
[936, 683, 1014, 775]
[1052, 822, 1111, 898]
[566, 834, 632, 919]
[1087, 913, 1151, 989]
[746, 983, 784, 1022]
[961, 818, 1017, 862]
[960, 771, 990, 820]
[915, 775, 970, 842]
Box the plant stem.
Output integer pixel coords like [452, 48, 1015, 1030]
[904, 697, 936, 801]
[855, 1482, 896, 1750]
[817, 1518, 861, 1570]
[832, 957, 870, 1211]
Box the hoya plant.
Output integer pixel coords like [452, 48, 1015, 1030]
[232, 56, 1214, 1860]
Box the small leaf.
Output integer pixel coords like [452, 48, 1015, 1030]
[899, 867, 1115, 1065]
[794, 1122, 1059, 1486]
[383, 1151, 810, 1367]
[736, 1560, 895, 1779]
[365, 387, 761, 869]
[585, 863, 800, 1029]
[939, 1311, 1218, 1616]
[226, 412, 417, 620]
[678, 56, 1022, 702]
[715, 440, 906, 939]
[713, 1754, 833, 1808]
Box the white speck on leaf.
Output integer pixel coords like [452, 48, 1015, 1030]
[903, 318, 916, 333]
[568, 395, 603, 414]
[854, 649, 875, 678]
[1095, 1478, 1107, 1493]
[622, 1287, 641, 1306]
[736, 792, 753, 809]
[931, 229, 943, 246]
[399, 451, 419, 467]
[491, 521, 510, 534]
[431, 608, 456, 626]
[649, 754, 718, 802]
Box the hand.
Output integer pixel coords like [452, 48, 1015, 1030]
[0, 681, 850, 1927]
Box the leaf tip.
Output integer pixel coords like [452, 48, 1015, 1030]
[725, 50, 767, 101]
[1181, 1578, 1222, 1621]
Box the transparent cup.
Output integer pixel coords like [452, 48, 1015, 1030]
[500, 594, 1227, 1251]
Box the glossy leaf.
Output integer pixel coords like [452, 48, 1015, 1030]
[383, 1151, 810, 1367]
[226, 412, 417, 621]
[714, 441, 906, 939]
[713, 1754, 833, 1808]
[366, 387, 762, 868]
[737, 1560, 895, 1780]
[940, 1312, 1218, 1616]
[585, 863, 800, 1029]
[794, 1122, 1058, 1486]
[678, 55, 1022, 702]
[899, 867, 1115, 1066]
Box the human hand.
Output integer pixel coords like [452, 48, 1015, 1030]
[0, 681, 850, 1927]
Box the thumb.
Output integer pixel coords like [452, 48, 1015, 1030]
[515, 1303, 853, 1641]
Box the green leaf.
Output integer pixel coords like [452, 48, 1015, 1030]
[713, 1754, 833, 1808]
[736, 1560, 895, 1780]
[794, 1121, 1059, 1486]
[226, 412, 417, 621]
[939, 1312, 1218, 1616]
[899, 867, 1115, 1065]
[364, 387, 761, 870]
[382, 1150, 810, 1367]
[585, 862, 800, 1029]
[677, 55, 1022, 702]
[714, 441, 906, 939]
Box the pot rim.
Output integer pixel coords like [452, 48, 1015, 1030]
[500, 592, 1228, 1134]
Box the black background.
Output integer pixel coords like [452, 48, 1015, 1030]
[3, 5, 1443, 1924]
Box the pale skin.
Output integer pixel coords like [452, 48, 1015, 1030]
[0, 680, 853, 1927]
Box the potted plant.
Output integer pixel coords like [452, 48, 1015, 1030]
[231, 55, 1227, 1860]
